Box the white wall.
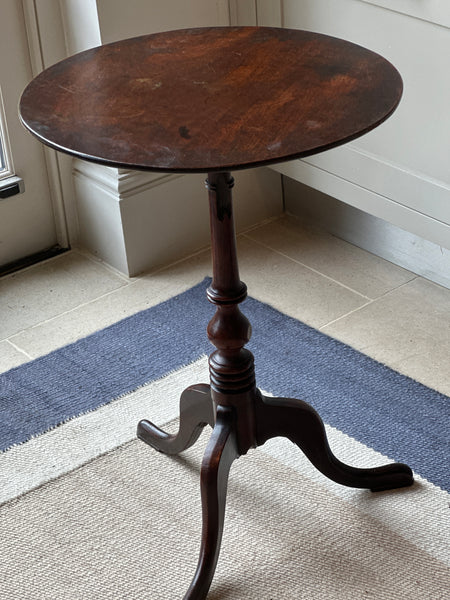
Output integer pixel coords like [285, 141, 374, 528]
[267, 0, 450, 245]
[59, 0, 101, 54]
[60, 0, 283, 276]
[96, 0, 230, 42]
[251, 0, 450, 286]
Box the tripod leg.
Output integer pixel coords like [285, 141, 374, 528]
[183, 406, 239, 600]
[256, 395, 413, 492]
[137, 384, 214, 455]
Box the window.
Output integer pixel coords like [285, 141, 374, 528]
[0, 86, 24, 199]
[0, 137, 5, 172]
[0, 86, 13, 180]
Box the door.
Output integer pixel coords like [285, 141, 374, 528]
[0, 0, 65, 269]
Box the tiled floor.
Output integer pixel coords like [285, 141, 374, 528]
[1, 214, 449, 396]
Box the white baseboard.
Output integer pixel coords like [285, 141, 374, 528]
[274, 148, 450, 253]
[283, 176, 450, 290]
[73, 161, 283, 276]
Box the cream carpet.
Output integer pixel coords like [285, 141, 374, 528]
[2, 419, 448, 599]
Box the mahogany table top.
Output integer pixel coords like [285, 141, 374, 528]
[19, 27, 402, 173]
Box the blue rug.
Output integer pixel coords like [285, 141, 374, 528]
[1, 277, 448, 492]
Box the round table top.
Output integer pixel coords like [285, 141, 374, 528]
[19, 27, 402, 173]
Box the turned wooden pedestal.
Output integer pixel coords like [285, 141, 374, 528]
[20, 26, 414, 599]
[138, 170, 412, 599]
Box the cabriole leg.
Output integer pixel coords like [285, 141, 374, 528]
[256, 394, 413, 492]
[137, 384, 214, 455]
[183, 406, 240, 600]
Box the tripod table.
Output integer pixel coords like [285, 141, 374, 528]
[20, 26, 413, 599]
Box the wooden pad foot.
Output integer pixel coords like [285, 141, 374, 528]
[137, 384, 214, 455]
[256, 394, 413, 492]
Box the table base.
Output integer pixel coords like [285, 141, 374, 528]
[137, 172, 413, 599]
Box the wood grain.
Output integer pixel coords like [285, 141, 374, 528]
[19, 27, 402, 173]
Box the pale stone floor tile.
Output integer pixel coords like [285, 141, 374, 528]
[5, 233, 368, 359]
[0, 341, 30, 372]
[246, 215, 416, 299]
[3, 221, 450, 400]
[321, 277, 450, 396]
[8, 250, 212, 358]
[237, 237, 369, 328]
[0, 251, 127, 340]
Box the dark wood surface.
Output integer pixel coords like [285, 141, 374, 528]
[19, 26, 402, 173]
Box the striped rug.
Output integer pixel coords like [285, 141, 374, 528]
[1, 279, 448, 599]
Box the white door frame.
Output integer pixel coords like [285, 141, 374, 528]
[21, 0, 74, 248]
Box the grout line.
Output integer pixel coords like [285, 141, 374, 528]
[2, 246, 212, 345]
[370, 275, 419, 299]
[238, 214, 284, 236]
[136, 244, 212, 279]
[4, 339, 33, 361]
[1, 248, 135, 344]
[72, 247, 133, 283]
[4, 245, 214, 343]
[6, 284, 141, 341]
[0, 249, 74, 282]
[318, 276, 420, 331]
[318, 300, 374, 331]
[241, 234, 372, 301]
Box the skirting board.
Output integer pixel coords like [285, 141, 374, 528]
[73, 161, 283, 276]
[283, 175, 450, 290]
[274, 151, 450, 252]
